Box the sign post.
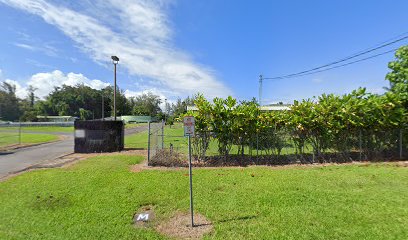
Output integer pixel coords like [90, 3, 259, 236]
[183, 116, 195, 227]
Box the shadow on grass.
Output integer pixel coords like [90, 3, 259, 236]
[124, 147, 146, 150]
[215, 215, 258, 224]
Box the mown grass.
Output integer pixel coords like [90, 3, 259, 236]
[1, 154, 407, 239]
[0, 126, 74, 133]
[125, 123, 309, 155]
[0, 132, 59, 148]
[125, 123, 147, 129]
[125, 123, 187, 150]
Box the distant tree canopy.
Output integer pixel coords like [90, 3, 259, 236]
[130, 92, 162, 116]
[43, 85, 104, 118]
[386, 45, 408, 110]
[170, 96, 195, 117]
[0, 82, 170, 121]
[0, 82, 21, 121]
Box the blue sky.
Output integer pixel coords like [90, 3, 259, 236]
[0, 0, 407, 105]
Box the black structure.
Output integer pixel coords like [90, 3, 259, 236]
[74, 120, 124, 153]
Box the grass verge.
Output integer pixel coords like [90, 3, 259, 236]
[0, 132, 59, 148]
[0, 155, 407, 239]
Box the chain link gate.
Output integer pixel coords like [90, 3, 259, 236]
[147, 121, 164, 163]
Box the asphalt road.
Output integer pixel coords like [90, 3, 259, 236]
[0, 125, 148, 180]
[0, 135, 74, 179]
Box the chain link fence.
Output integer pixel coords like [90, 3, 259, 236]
[147, 121, 164, 162]
[250, 128, 407, 165]
[147, 123, 189, 166]
[147, 122, 407, 167]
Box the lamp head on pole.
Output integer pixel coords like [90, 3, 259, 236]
[111, 56, 119, 64]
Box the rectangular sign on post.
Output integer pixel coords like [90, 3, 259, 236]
[183, 116, 195, 137]
[183, 116, 195, 227]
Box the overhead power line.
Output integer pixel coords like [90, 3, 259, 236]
[264, 34, 408, 80]
[271, 47, 399, 79]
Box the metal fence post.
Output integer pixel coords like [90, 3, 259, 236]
[359, 129, 362, 161]
[400, 129, 403, 159]
[161, 119, 164, 149]
[147, 121, 151, 163]
[256, 131, 259, 163]
[18, 121, 22, 145]
[188, 134, 194, 227]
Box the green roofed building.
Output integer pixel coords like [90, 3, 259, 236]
[120, 116, 157, 123]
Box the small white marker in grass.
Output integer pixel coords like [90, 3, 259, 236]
[136, 213, 149, 222]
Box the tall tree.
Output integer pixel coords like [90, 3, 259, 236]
[27, 85, 37, 108]
[104, 86, 132, 117]
[170, 96, 195, 117]
[44, 84, 103, 119]
[131, 92, 162, 116]
[386, 45, 408, 110]
[0, 81, 21, 121]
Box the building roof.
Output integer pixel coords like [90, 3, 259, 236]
[187, 105, 291, 111]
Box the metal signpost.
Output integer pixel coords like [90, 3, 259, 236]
[183, 116, 195, 227]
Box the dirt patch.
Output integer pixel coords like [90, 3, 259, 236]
[133, 205, 156, 229]
[129, 160, 408, 174]
[393, 161, 408, 167]
[150, 149, 188, 167]
[71, 149, 147, 159]
[156, 212, 213, 239]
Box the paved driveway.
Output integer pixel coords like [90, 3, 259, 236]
[0, 134, 74, 179]
[0, 125, 148, 180]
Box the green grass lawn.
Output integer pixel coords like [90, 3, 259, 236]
[125, 123, 309, 155]
[1, 155, 407, 239]
[0, 132, 59, 148]
[125, 123, 147, 129]
[0, 126, 74, 133]
[125, 123, 187, 150]
[125, 129, 149, 149]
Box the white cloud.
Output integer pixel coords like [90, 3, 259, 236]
[28, 70, 110, 98]
[3, 70, 110, 99]
[4, 79, 28, 98]
[1, 0, 231, 98]
[13, 42, 58, 56]
[13, 43, 36, 51]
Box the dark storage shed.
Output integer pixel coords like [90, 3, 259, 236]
[74, 120, 124, 153]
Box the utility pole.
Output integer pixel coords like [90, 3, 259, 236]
[259, 74, 263, 106]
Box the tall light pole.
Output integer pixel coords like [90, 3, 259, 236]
[111, 56, 119, 120]
[101, 94, 104, 120]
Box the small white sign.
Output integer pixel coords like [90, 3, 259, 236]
[136, 213, 149, 222]
[75, 129, 85, 138]
[183, 116, 195, 136]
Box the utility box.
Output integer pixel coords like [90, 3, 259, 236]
[74, 120, 124, 153]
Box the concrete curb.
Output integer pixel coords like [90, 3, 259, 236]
[0, 151, 76, 182]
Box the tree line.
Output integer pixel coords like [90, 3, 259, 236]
[0, 83, 193, 122]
